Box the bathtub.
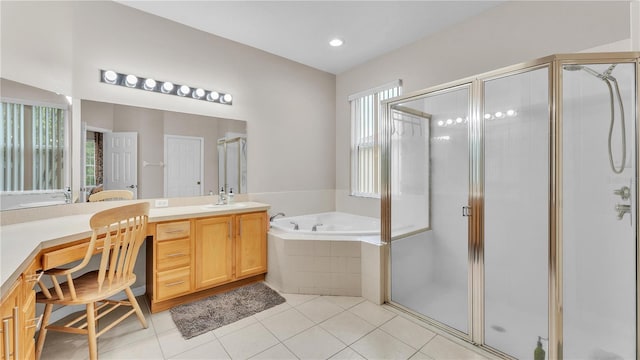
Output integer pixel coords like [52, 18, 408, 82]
[270, 211, 380, 237]
[267, 212, 384, 301]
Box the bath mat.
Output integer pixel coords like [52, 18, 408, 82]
[170, 282, 286, 339]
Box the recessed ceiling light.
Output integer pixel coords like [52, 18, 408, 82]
[329, 38, 344, 47]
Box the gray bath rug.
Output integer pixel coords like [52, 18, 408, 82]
[170, 282, 286, 339]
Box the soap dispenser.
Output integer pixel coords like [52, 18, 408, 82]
[534, 336, 545, 360]
[228, 188, 234, 204]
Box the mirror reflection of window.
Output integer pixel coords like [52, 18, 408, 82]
[1, 101, 66, 191]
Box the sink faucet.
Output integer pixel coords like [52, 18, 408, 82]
[269, 212, 285, 222]
[290, 221, 299, 230]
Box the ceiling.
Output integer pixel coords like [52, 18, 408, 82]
[118, 1, 502, 75]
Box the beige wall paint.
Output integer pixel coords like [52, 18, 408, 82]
[335, 1, 633, 217]
[1, 1, 336, 208]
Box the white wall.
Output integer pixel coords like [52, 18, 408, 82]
[1, 1, 337, 216]
[336, 1, 632, 217]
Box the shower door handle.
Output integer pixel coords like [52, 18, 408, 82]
[462, 206, 472, 217]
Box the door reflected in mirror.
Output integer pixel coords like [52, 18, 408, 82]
[81, 100, 247, 201]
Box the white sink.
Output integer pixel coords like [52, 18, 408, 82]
[202, 202, 248, 210]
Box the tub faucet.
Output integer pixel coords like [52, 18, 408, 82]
[615, 204, 631, 220]
[312, 223, 323, 232]
[270, 212, 285, 222]
[290, 221, 299, 230]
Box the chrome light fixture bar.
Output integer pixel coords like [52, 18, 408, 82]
[99, 70, 233, 105]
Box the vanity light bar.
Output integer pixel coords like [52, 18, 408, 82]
[99, 70, 233, 105]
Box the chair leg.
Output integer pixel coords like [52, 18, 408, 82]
[86, 302, 98, 360]
[35, 303, 53, 360]
[125, 287, 148, 328]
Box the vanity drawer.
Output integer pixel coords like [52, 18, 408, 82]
[157, 238, 191, 271]
[156, 267, 191, 300]
[157, 221, 190, 241]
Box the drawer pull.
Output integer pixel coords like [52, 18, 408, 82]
[165, 229, 186, 234]
[166, 253, 186, 258]
[26, 314, 43, 329]
[165, 280, 186, 287]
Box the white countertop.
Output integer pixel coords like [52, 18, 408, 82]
[0, 201, 269, 298]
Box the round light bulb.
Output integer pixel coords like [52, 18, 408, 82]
[143, 78, 156, 91]
[495, 111, 504, 118]
[506, 109, 516, 116]
[207, 91, 219, 101]
[222, 94, 233, 103]
[177, 85, 190, 96]
[437, 120, 444, 127]
[484, 113, 491, 120]
[455, 117, 463, 124]
[329, 38, 344, 47]
[103, 70, 118, 84]
[193, 88, 205, 99]
[124, 74, 138, 87]
[446, 118, 453, 125]
[161, 82, 174, 93]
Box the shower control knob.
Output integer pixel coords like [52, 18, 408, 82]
[614, 186, 631, 200]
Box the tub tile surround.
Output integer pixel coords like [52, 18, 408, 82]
[267, 233, 384, 303]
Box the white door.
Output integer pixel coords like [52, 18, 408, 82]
[165, 135, 203, 197]
[104, 132, 138, 198]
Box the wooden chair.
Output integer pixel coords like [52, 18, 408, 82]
[88, 189, 134, 202]
[35, 202, 149, 360]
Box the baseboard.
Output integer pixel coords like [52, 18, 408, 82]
[44, 285, 146, 326]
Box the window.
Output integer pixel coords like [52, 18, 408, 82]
[349, 80, 401, 197]
[0, 101, 66, 191]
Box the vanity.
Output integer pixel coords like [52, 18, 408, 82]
[0, 201, 269, 359]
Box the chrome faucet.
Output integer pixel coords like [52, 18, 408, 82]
[312, 223, 323, 232]
[615, 204, 631, 220]
[269, 212, 285, 222]
[290, 221, 299, 230]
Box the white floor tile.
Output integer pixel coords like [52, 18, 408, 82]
[150, 310, 178, 334]
[98, 308, 156, 353]
[322, 295, 366, 309]
[351, 329, 417, 360]
[320, 311, 375, 345]
[284, 326, 346, 359]
[250, 343, 298, 359]
[260, 307, 315, 341]
[295, 296, 344, 323]
[38, 330, 90, 360]
[212, 314, 259, 338]
[218, 322, 280, 359]
[410, 351, 436, 360]
[99, 334, 164, 359]
[330, 347, 366, 360]
[156, 327, 217, 359]
[380, 316, 436, 349]
[421, 335, 489, 360]
[253, 301, 292, 321]
[169, 339, 231, 359]
[280, 292, 319, 306]
[349, 301, 396, 327]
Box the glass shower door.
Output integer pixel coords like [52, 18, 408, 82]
[482, 67, 550, 358]
[562, 62, 637, 360]
[389, 85, 471, 335]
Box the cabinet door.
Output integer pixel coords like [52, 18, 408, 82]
[0, 280, 21, 360]
[195, 216, 234, 289]
[235, 212, 267, 279]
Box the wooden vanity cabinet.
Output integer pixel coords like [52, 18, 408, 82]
[0, 257, 40, 360]
[195, 216, 234, 289]
[148, 211, 268, 313]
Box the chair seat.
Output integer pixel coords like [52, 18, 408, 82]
[36, 270, 137, 305]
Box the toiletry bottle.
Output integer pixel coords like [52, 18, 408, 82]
[219, 186, 226, 204]
[228, 188, 234, 204]
[534, 336, 545, 360]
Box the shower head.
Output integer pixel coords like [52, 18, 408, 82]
[563, 64, 610, 80]
[564, 64, 584, 71]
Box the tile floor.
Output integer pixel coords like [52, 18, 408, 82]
[39, 285, 496, 360]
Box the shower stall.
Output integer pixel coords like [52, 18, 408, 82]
[382, 52, 639, 359]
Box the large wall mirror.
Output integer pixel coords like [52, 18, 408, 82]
[81, 100, 247, 201]
[1, 78, 72, 210]
[0, 78, 247, 211]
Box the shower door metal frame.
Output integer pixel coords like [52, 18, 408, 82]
[381, 51, 640, 360]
